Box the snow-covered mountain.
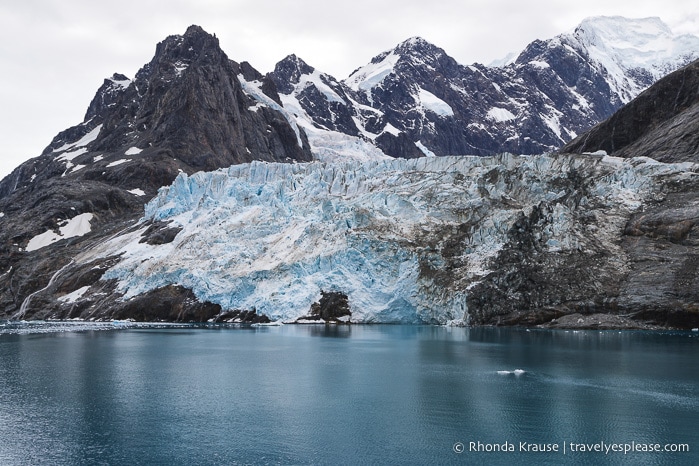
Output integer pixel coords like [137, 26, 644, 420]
[562, 56, 699, 162]
[269, 16, 699, 159]
[569, 16, 699, 101]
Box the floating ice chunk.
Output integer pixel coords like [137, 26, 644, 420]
[125, 147, 142, 155]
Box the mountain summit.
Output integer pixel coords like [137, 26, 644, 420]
[569, 16, 699, 100]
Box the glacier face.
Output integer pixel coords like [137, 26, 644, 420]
[78, 154, 697, 324]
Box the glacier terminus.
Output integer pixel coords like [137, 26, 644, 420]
[67, 154, 698, 324]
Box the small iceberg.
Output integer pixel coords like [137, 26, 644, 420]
[251, 321, 284, 327]
[497, 369, 526, 376]
[112, 319, 135, 326]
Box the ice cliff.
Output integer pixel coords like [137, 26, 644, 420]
[74, 154, 697, 324]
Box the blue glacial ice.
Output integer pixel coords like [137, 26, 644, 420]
[88, 154, 697, 323]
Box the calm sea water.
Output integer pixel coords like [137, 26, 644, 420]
[0, 321, 697, 465]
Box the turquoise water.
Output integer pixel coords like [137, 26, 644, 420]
[0, 322, 697, 465]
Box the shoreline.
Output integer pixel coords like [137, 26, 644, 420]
[2, 316, 697, 332]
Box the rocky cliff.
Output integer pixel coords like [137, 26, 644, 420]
[558, 58, 699, 329]
[561, 58, 699, 162]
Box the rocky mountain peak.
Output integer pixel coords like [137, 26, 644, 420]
[3, 20, 699, 329]
[272, 54, 316, 94]
[85, 24, 311, 171]
[161, 24, 222, 56]
[567, 16, 699, 101]
[127, 24, 228, 106]
[347, 36, 452, 87]
[84, 73, 132, 121]
[393, 36, 445, 59]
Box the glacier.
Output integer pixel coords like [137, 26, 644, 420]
[73, 154, 698, 324]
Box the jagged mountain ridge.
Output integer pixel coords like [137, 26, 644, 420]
[1, 25, 311, 199]
[269, 16, 699, 159]
[56, 54, 699, 328]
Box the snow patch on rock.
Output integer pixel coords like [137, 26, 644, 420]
[487, 107, 517, 122]
[26, 213, 94, 252]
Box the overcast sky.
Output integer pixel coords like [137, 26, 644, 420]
[1, 0, 698, 178]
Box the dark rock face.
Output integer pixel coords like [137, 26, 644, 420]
[561, 59, 699, 162]
[86, 26, 312, 171]
[540, 313, 665, 330]
[464, 163, 699, 329]
[460, 162, 627, 326]
[310, 291, 351, 322]
[211, 309, 271, 324]
[552, 59, 699, 329]
[0, 25, 313, 201]
[616, 185, 699, 328]
[271, 55, 361, 137]
[139, 221, 183, 245]
[110, 285, 222, 322]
